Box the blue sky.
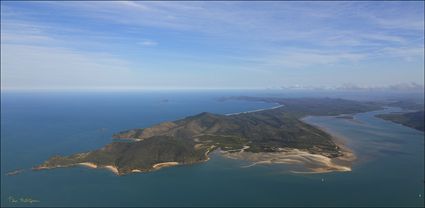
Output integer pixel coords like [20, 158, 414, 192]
[1, 1, 424, 90]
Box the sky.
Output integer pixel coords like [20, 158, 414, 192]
[1, 1, 424, 90]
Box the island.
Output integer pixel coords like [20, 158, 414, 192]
[376, 111, 424, 132]
[34, 97, 383, 175]
[5, 169, 24, 176]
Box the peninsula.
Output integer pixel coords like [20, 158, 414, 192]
[34, 97, 382, 175]
[376, 111, 424, 132]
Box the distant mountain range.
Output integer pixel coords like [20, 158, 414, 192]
[277, 82, 424, 92]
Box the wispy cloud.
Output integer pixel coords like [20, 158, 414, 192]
[1, 1, 424, 89]
[139, 40, 158, 46]
[1, 44, 141, 90]
[258, 49, 365, 69]
[381, 47, 425, 61]
[367, 14, 424, 31]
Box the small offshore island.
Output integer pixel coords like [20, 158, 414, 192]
[34, 97, 385, 175]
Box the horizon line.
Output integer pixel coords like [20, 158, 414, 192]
[1, 87, 424, 93]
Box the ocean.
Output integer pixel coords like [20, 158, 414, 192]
[1, 91, 424, 207]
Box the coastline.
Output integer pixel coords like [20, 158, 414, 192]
[152, 162, 179, 169]
[221, 147, 353, 174]
[34, 145, 217, 176]
[78, 162, 98, 168]
[78, 163, 120, 175]
[300, 116, 358, 169]
[218, 115, 357, 174]
[34, 162, 121, 175]
[301, 116, 357, 155]
[225, 104, 284, 116]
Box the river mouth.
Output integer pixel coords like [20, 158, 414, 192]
[302, 107, 424, 168]
[221, 107, 420, 174]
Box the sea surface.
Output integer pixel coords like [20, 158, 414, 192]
[1, 91, 424, 207]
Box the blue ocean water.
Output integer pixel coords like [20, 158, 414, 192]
[1, 91, 424, 207]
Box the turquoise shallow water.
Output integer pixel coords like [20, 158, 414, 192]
[1, 92, 424, 207]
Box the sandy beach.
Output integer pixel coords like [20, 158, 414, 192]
[77, 163, 119, 175]
[152, 162, 179, 169]
[225, 104, 284, 116]
[104, 165, 119, 175]
[222, 147, 354, 173]
[202, 145, 216, 162]
[78, 162, 98, 168]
